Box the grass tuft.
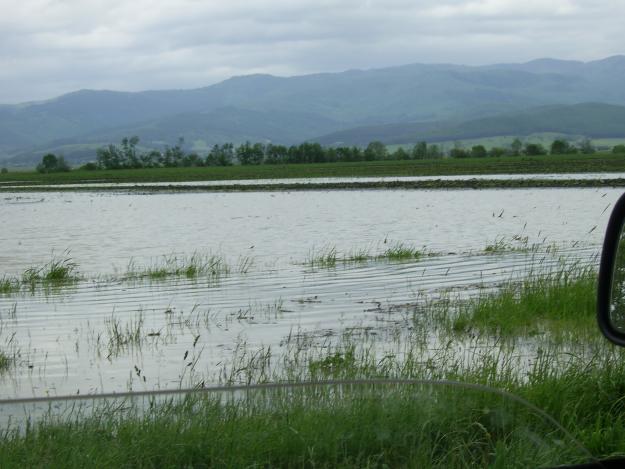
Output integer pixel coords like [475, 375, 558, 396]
[450, 267, 596, 336]
[124, 253, 233, 282]
[379, 242, 422, 261]
[0, 352, 11, 373]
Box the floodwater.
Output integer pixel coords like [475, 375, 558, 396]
[0, 187, 620, 399]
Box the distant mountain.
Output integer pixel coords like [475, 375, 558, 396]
[2, 56, 625, 165]
[314, 103, 625, 146]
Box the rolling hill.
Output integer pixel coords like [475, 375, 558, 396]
[313, 103, 625, 146]
[2, 55, 625, 165]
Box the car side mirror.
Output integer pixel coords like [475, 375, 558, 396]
[598, 192, 625, 346]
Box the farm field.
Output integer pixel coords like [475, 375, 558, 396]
[3, 152, 625, 186]
[0, 187, 624, 466]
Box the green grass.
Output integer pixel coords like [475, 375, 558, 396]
[1, 252, 250, 296]
[0, 277, 20, 295]
[104, 313, 145, 357]
[308, 243, 423, 267]
[2, 152, 625, 186]
[307, 246, 338, 268]
[0, 255, 81, 295]
[380, 242, 422, 261]
[0, 352, 10, 373]
[3, 267, 625, 466]
[0, 382, 593, 468]
[123, 253, 234, 282]
[451, 267, 596, 336]
[483, 235, 539, 254]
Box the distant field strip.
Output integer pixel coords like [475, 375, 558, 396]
[3, 152, 625, 186]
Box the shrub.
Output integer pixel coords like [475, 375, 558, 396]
[36, 154, 71, 173]
[80, 162, 99, 171]
[613, 144, 625, 154]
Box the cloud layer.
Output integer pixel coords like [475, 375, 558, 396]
[1, 0, 623, 103]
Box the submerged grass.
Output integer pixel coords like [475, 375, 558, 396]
[123, 253, 231, 281]
[2, 265, 625, 466]
[380, 242, 423, 261]
[450, 267, 597, 336]
[0, 255, 80, 295]
[0, 352, 10, 373]
[307, 242, 424, 267]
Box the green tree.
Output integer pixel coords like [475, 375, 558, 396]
[578, 138, 595, 154]
[1, 167, 8, 174]
[471, 145, 487, 158]
[489, 147, 506, 158]
[392, 147, 410, 160]
[364, 141, 387, 161]
[412, 141, 427, 160]
[450, 147, 469, 158]
[426, 144, 442, 159]
[207, 144, 235, 166]
[613, 144, 625, 154]
[121, 136, 141, 168]
[236, 141, 265, 165]
[36, 153, 70, 173]
[56, 156, 70, 172]
[37, 153, 58, 173]
[265, 144, 288, 164]
[523, 143, 547, 156]
[510, 138, 523, 156]
[550, 139, 572, 155]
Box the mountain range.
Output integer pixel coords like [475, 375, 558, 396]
[2, 55, 625, 165]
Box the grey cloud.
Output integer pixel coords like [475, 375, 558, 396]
[0, 0, 623, 103]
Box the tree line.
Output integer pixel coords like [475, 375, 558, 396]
[31, 136, 625, 173]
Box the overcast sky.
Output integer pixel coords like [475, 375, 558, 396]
[1, 0, 623, 104]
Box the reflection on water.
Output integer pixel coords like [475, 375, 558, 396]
[0, 187, 619, 398]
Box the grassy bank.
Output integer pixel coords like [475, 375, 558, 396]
[1, 267, 625, 467]
[2, 152, 625, 186]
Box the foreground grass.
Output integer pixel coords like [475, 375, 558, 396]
[0, 381, 595, 468]
[2, 152, 625, 186]
[2, 268, 625, 467]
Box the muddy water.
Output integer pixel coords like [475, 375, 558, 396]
[0, 187, 620, 398]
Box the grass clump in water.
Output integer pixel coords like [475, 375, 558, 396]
[0, 254, 80, 295]
[307, 242, 423, 268]
[0, 277, 20, 295]
[450, 267, 596, 336]
[0, 352, 11, 373]
[22, 256, 79, 284]
[124, 253, 233, 282]
[307, 246, 338, 268]
[104, 313, 145, 357]
[379, 242, 422, 261]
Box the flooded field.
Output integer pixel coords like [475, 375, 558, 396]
[4, 171, 625, 189]
[0, 187, 619, 401]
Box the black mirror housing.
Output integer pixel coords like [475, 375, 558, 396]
[598, 192, 625, 346]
